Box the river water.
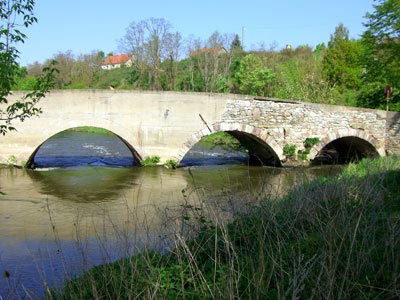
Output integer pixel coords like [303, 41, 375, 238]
[0, 131, 341, 299]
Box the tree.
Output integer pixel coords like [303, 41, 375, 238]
[362, 0, 400, 91]
[119, 18, 180, 90]
[322, 24, 364, 89]
[47, 50, 75, 88]
[230, 34, 243, 52]
[0, 0, 57, 135]
[76, 50, 105, 88]
[232, 54, 275, 96]
[206, 31, 234, 49]
[42, 50, 105, 89]
[186, 31, 234, 93]
[364, 0, 400, 42]
[162, 31, 182, 90]
[356, 0, 400, 110]
[274, 45, 335, 103]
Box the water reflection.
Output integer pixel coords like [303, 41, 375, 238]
[28, 166, 140, 202]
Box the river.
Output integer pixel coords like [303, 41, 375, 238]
[0, 131, 341, 299]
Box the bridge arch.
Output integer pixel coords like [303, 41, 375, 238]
[309, 129, 381, 164]
[177, 122, 284, 166]
[26, 126, 143, 168]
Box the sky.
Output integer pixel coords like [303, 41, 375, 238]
[17, 0, 377, 65]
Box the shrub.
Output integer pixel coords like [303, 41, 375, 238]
[141, 155, 160, 166]
[298, 137, 320, 160]
[164, 159, 178, 169]
[283, 144, 296, 158]
[304, 137, 320, 149]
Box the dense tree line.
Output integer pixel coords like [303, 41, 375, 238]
[14, 0, 400, 111]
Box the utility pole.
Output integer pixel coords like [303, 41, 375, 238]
[385, 85, 392, 112]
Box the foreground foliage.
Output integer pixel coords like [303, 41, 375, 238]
[50, 156, 400, 299]
[0, 0, 57, 135]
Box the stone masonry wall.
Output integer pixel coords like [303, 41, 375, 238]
[221, 98, 388, 156]
[386, 111, 400, 155]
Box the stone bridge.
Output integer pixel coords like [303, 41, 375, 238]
[1, 90, 399, 167]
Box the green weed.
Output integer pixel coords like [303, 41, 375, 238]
[283, 144, 296, 158]
[164, 159, 178, 169]
[141, 155, 161, 166]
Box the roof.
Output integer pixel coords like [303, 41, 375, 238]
[189, 47, 228, 57]
[102, 54, 133, 65]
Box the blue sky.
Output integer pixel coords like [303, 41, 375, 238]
[17, 0, 376, 65]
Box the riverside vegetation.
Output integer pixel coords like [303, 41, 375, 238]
[48, 156, 400, 300]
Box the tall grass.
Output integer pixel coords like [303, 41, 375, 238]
[49, 157, 400, 299]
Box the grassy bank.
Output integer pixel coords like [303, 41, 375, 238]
[66, 126, 114, 135]
[49, 156, 400, 300]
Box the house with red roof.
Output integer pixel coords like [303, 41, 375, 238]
[101, 54, 134, 70]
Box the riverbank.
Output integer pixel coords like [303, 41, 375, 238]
[67, 126, 114, 135]
[49, 156, 400, 300]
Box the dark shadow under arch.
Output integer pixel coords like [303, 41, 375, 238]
[26, 127, 142, 168]
[179, 130, 281, 167]
[227, 130, 281, 166]
[312, 136, 379, 165]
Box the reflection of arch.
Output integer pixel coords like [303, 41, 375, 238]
[310, 129, 381, 164]
[26, 127, 142, 168]
[28, 167, 139, 201]
[178, 122, 283, 166]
